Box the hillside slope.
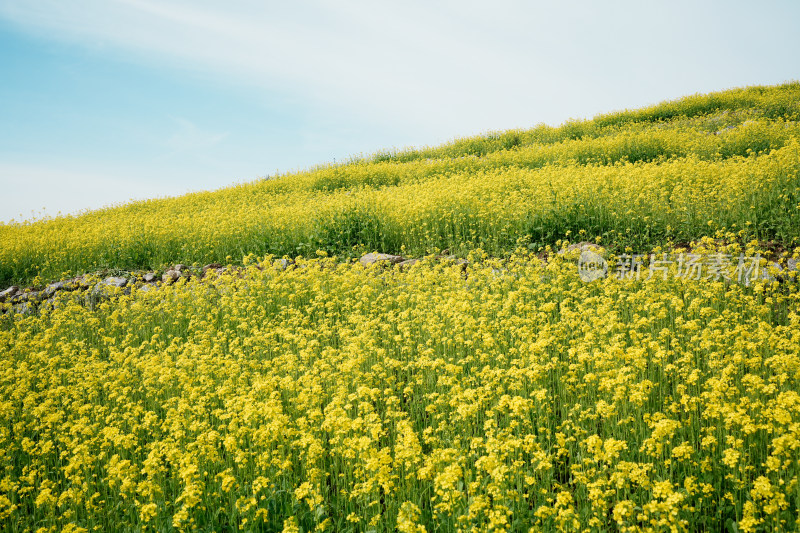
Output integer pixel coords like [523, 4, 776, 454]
[1, 82, 800, 288]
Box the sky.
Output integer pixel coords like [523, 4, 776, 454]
[0, 1, 799, 224]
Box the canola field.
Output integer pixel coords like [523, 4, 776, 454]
[1, 83, 800, 532]
[2, 248, 800, 532]
[1, 83, 800, 288]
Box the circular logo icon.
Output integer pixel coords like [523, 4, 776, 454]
[578, 250, 608, 282]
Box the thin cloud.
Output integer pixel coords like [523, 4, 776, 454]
[1, 1, 797, 138]
[0, 0, 614, 136]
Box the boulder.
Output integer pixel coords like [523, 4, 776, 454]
[578, 250, 608, 282]
[13, 291, 42, 303]
[202, 263, 223, 276]
[13, 302, 33, 315]
[360, 253, 404, 267]
[397, 258, 418, 271]
[0, 286, 19, 303]
[73, 276, 91, 289]
[102, 276, 128, 288]
[42, 297, 64, 311]
[44, 280, 74, 296]
[162, 270, 181, 284]
[88, 277, 129, 302]
[198, 267, 224, 279]
[143, 272, 158, 283]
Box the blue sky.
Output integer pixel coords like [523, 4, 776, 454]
[1, 1, 798, 224]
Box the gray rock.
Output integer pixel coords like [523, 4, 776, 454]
[397, 258, 418, 271]
[0, 286, 19, 302]
[84, 277, 130, 307]
[202, 263, 223, 276]
[43, 297, 64, 311]
[14, 291, 42, 303]
[63, 275, 89, 290]
[44, 278, 81, 296]
[200, 268, 221, 279]
[173, 264, 188, 273]
[788, 258, 799, 271]
[162, 270, 181, 284]
[578, 250, 608, 282]
[360, 253, 404, 267]
[143, 272, 158, 283]
[102, 276, 128, 288]
[44, 281, 66, 296]
[13, 303, 33, 315]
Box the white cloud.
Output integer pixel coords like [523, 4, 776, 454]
[1, 0, 797, 143]
[0, 0, 615, 139]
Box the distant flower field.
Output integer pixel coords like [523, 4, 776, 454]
[2, 82, 800, 532]
[1, 83, 799, 289]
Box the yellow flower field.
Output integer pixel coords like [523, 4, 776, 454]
[1, 82, 800, 531]
[1, 246, 800, 531]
